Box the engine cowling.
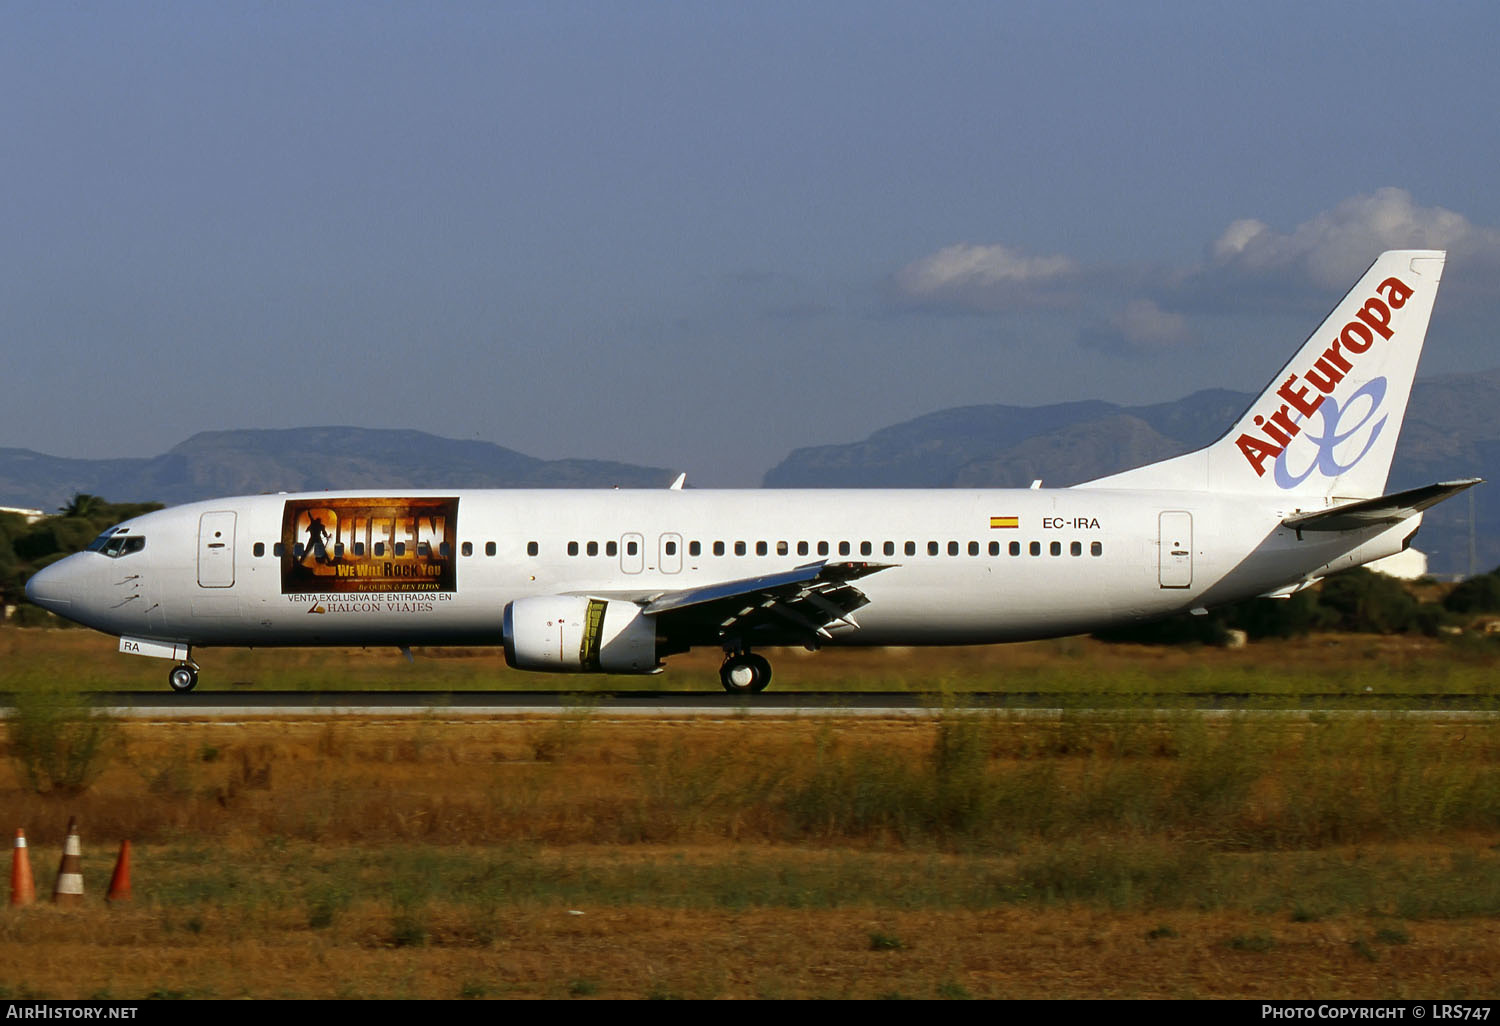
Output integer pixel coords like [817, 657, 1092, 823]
[502, 596, 660, 674]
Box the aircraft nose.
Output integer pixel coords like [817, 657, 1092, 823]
[25, 555, 85, 614]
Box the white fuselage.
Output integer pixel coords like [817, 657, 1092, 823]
[28, 486, 1415, 653]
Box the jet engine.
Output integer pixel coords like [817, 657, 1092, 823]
[502, 595, 660, 673]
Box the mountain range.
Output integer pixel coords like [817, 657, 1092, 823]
[765, 368, 1500, 577]
[4, 369, 1496, 577]
[0, 427, 673, 511]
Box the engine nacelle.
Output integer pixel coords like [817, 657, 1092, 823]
[502, 595, 660, 674]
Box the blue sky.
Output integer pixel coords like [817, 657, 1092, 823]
[4, 2, 1499, 486]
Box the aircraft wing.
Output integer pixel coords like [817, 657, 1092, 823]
[640, 560, 894, 645]
[1281, 478, 1482, 533]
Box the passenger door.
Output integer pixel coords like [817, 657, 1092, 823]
[197, 511, 237, 588]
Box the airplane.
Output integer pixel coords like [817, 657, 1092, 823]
[24, 249, 1480, 694]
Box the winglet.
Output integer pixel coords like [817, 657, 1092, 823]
[668, 473, 686, 490]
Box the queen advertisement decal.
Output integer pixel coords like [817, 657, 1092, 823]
[280, 497, 459, 595]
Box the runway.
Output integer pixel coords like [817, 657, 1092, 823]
[42, 689, 1500, 720]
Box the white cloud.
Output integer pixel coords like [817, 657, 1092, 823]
[888, 190, 1500, 331]
[1208, 188, 1500, 288]
[891, 241, 1077, 311]
[1079, 298, 1191, 355]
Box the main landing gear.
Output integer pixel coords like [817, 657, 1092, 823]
[719, 651, 772, 694]
[168, 663, 199, 693]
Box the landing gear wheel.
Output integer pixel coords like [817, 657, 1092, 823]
[720, 653, 772, 694]
[168, 664, 199, 694]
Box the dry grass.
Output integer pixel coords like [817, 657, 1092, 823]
[4, 629, 1500, 998]
[2, 711, 1499, 999]
[6, 897, 1500, 1000]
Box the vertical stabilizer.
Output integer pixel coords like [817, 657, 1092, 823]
[1078, 250, 1446, 497]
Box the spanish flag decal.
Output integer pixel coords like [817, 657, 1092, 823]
[989, 516, 1019, 529]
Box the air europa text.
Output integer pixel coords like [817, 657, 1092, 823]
[1234, 275, 1413, 477]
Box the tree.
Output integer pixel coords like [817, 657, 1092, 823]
[58, 493, 105, 519]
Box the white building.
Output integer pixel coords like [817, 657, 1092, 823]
[0, 505, 46, 524]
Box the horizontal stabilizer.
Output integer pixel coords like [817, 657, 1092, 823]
[1281, 478, 1482, 533]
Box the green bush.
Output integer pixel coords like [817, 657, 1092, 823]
[1444, 569, 1500, 614]
[1317, 568, 1426, 633]
[4, 687, 121, 794]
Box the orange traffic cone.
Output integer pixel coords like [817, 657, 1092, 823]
[10, 828, 35, 907]
[52, 817, 83, 905]
[106, 841, 131, 903]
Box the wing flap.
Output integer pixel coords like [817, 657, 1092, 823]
[642, 560, 894, 646]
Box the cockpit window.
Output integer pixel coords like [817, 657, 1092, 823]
[88, 532, 145, 558]
[86, 527, 128, 552]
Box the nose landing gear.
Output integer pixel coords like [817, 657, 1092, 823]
[719, 652, 772, 694]
[168, 663, 199, 693]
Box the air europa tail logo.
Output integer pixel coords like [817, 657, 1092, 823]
[1272, 377, 1388, 490]
[1234, 275, 1413, 478]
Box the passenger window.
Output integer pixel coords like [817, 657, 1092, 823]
[334, 543, 345, 558]
[797, 541, 809, 556]
[395, 542, 407, 556]
[884, 541, 895, 556]
[606, 541, 618, 557]
[294, 543, 306, 558]
[713, 541, 725, 556]
[1050, 541, 1061, 556]
[1010, 541, 1020, 556]
[462, 542, 473, 557]
[273, 543, 285, 557]
[948, 541, 959, 556]
[817, 541, 829, 556]
[1029, 542, 1041, 556]
[254, 542, 265, 558]
[567, 542, 579, 556]
[527, 541, 539, 556]
[989, 541, 999, 556]
[1071, 541, 1082, 556]
[486, 542, 497, 557]
[373, 542, 384, 557]
[905, 541, 916, 556]
[928, 541, 939, 556]
[588, 541, 599, 556]
[627, 540, 638, 556]
[666, 541, 677, 556]
[1091, 541, 1103, 557]
[689, 541, 700, 557]
[838, 541, 851, 556]
[968, 541, 979, 556]
[354, 542, 366, 556]
[776, 541, 788, 556]
[857, 541, 870, 556]
[418, 542, 431, 557]
[756, 541, 768, 556]
[735, 542, 747, 556]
